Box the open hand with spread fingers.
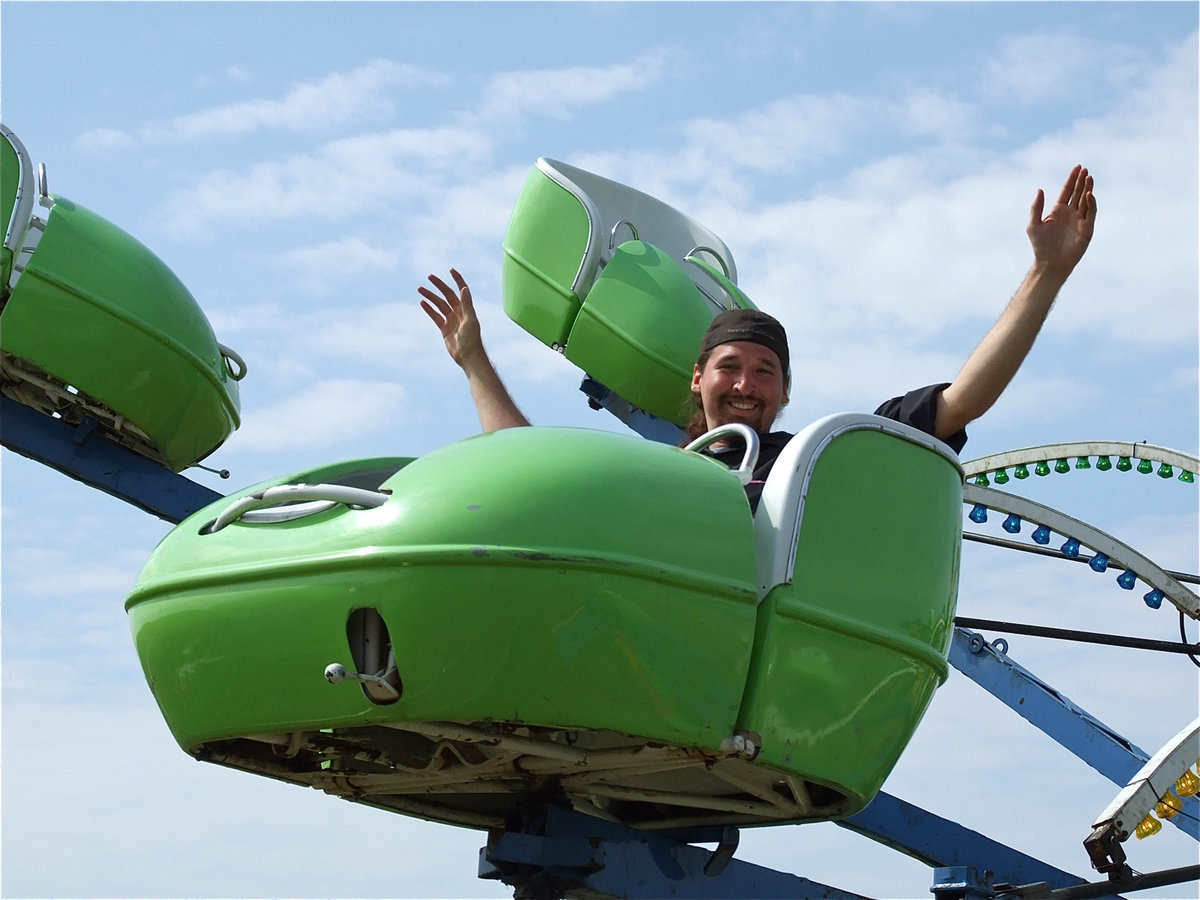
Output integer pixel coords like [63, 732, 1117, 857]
[419, 268, 484, 370]
[1027, 164, 1097, 277]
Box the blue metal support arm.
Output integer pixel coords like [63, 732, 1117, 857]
[839, 792, 1089, 892]
[579, 376, 686, 445]
[950, 627, 1199, 839]
[479, 805, 872, 899]
[1, 395, 223, 524]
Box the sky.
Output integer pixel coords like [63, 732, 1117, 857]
[1, 2, 1198, 898]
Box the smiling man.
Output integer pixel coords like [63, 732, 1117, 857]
[420, 165, 1096, 512]
[683, 305, 969, 510]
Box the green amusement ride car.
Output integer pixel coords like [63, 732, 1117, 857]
[125, 158, 964, 834]
[1, 123, 245, 472]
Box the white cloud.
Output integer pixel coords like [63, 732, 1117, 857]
[155, 125, 493, 237]
[230, 377, 408, 453]
[471, 47, 681, 126]
[980, 31, 1149, 107]
[143, 59, 449, 142]
[271, 236, 399, 294]
[690, 58, 1196, 357]
[679, 92, 876, 174]
[73, 126, 137, 153]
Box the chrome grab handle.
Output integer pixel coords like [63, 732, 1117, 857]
[608, 218, 639, 250]
[684, 423, 761, 485]
[218, 343, 248, 381]
[686, 245, 730, 279]
[208, 483, 388, 532]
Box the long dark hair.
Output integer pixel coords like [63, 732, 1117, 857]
[681, 349, 713, 445]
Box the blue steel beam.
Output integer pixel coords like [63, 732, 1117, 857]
[579, 376, 686, 445]
[1, 395, 223, 524]
[839, 792, 1089, 892]
[480, 805, 872, 899]
[950, 627, 1199, 839]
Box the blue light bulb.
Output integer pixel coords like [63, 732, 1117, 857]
[969, 504, 988, 524]
[1116, 570, 1137, 590]
[1061, 537, 1081, 558]
[1144, 589, 1164, 609]
[1089, 552, 1109, 573]
[1032, 524, 1051, 545]
[1003, 514, 1022, 534]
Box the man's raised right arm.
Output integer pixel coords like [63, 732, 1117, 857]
[418, 269, 531, 432]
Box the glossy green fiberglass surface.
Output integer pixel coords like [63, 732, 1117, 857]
[501, 162, 765, 428]
[565, 241, 723, 426]
[127, 422, 961, 825]
[501, 165, 592, 347]
[1, 194, 240, 470]
[128, 428, 760, 753]
[738, 428, 961, 813]
[1, 130, 20, 288]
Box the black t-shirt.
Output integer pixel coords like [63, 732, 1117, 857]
[702, 383, 966, 512]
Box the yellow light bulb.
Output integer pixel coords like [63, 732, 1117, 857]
[1135, 814, 1162, 839]
[1155, 791, 1182, 820]
[1176, 768, 1200, 798]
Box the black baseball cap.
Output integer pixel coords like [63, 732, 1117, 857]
[699, 308, 789, 369]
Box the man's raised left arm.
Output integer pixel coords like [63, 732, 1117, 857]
[935, 165, 1097, 440]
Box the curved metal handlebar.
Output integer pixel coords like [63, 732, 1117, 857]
[608, 218, 639, 250]
[37, 163, 55, 211]
[683, 423, 761, 486]
[218, 343, 248, 381]
[685, 246, 730, 279]
[208, 483, 388, 533]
